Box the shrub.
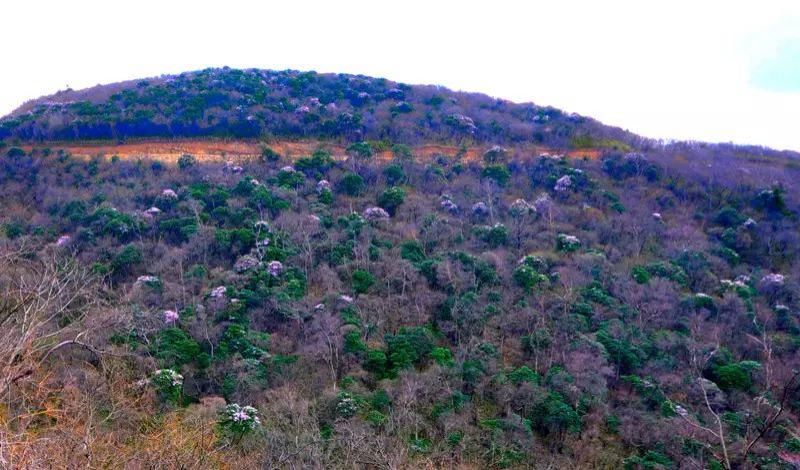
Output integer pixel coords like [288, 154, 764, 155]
[474, 223, 508, 248]
[508, 365, 540, 384]
[430, 347, 454, 367]
[111, 244, 143, 274]
[151, 369, 183, 404]
[556, 234, 581, 252]
[400, 240, 426, 263]
[277, 167, 305, 188]
[295, 149, 334, 175]
[377, 186, 406, 215]
[5, 147, 25, 157]
[154, 327, 205, 368]
[481, 164, 511, 186]
[177, 153, 196, 170]
[383, 164, 406, 185]
[346, 141, 374, 160]
[218, 404, 261, 440]
[513, 265, 548, 291]
[260, 146, 281, 162]
[710, 361, 760, 391]
[352, 269, 375, 294]
[631, 266, 651, 284]
[339, 172, 365, 196]
[531, 392, 582, 435]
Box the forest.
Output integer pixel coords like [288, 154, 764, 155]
[0, 68, 799, 469]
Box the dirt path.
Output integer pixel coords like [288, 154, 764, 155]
[23, 139, 601, 164]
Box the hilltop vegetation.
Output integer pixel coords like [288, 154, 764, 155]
[1, 67, 641, 148]
[0, 69, 800, 469]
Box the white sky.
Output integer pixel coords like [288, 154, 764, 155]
[2, 1, 799, 151]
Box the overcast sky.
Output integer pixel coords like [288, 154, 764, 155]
[2, 1, 799, 150]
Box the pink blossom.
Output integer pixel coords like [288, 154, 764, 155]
[267, 261, 283, 277]
[163, 310, 179, 324]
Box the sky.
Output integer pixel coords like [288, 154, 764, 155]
[2, 1, 799, 151]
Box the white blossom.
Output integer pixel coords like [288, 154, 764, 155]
[210, 286, 227, 298]
[554, 175, 572, 192]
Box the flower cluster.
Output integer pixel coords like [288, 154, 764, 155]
[363, 206, 390, 221]
[234, 255, 261, 273]
[336, 392, 359, 418]
[254, 220, 270, 231]
[219, 403, 261, 434]
[267, 260, 284, 277]
[533, 193, 552, 213]
[556, 234, 581, 252]
[554, 175, 572, 192]
[136, 275, 161, 289]
[761, 273, 785, 286]
[163, 310, 179, 324]
[56, 234, 71, 246]
[224, 161, 243, 173]
[210, 286, 227, 298]
[440, 195, 459, 213]
[280, 165, 296, 173]
[509, 198, 534, 217]
[161, 188, 178, 199]
[316, 179, 332, 194]
[539, 153, 565, 160]
[153, 368, 184, 388]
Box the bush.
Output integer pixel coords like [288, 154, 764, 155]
[474, 224, 508, 248]
[383, 164, 406, 185]
[631, 266, 651, 284]
[154, 327, 205, 368]
[531, 392, 581, 435]
[352, 269, 375, 294]
[218, 404, 261, 441]
[514, 265, 548, 291]
[177, 153, 196, 170]
[339, 172, 365, 196]
[377, 186, 406, 215]
[111, 244, 143, 274]
[346, 141, 374, 160]
[260, 146, 281, 162]
[481, 165, 511, 186]
[430, 347, 454, 367]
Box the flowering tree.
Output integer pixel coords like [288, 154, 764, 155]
[218, 404, 261, 443]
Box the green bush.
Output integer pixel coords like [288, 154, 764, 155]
[631, 266, 651, 284]
[377, 186, 406, 215]
[352, 269, 375, 294]
[513, 265, 548, 291]
[430, 347, 454, 367]
[346, 141, 374, 160]
[481, 165, 511, 186]
[339, 172, 365, 196]
[154, 327, 205, 368]
[111, 244, 143, 274]
[383, 164, 406, 185]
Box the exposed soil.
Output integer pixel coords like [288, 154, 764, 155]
[22, 139, 601, 164]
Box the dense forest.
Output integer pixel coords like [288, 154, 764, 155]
[1, 68, 800, 469]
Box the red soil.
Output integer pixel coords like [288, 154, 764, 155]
[22, 139, 601, 164]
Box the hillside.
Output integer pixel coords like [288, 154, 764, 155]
[1, 67, 645, 149]
[1, 69, 800, 469]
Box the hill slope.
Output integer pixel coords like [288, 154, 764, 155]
[1, 67, 642, 149]
[0, 69, 799, 469]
